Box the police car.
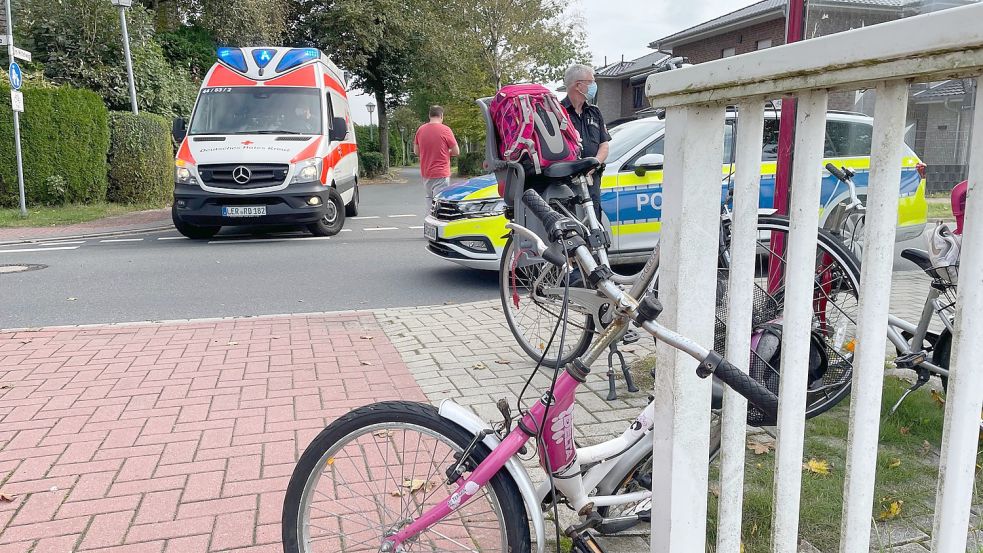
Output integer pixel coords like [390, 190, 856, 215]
[171, 47, 358, 239]
[424, 110, 928, 269]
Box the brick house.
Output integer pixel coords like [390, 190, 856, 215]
[595, 0, 976, 190]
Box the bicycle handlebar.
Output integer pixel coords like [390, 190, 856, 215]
[825, 162, 848, 182]
[517, 188, 780, 422]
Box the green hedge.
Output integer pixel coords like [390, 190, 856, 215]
[107, 112, 173, 204]
[457, 152, 486, 177]
[359, 151, 385, 178]
[0, 85, 110, 206]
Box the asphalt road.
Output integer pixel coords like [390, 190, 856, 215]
[0, 179, 500, 329]
[0, 173, 930, 329]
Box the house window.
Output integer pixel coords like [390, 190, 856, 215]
[756, 39, 773, 50]
[632, 85, 644, 109]
[722, 47, 736, 58]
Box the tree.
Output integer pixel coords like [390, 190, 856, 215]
[199, 0, 289, 46]
[389, 106, 421, 166]
[290, 0, 428, 169]
[17, 0, 197, 117]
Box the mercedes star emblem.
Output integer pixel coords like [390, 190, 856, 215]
[232, 165, 252, 184]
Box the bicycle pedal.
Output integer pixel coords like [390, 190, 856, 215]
[567, 531, 607, 553]
[621, 328, 640, 345]
[894, 351, 928, 369]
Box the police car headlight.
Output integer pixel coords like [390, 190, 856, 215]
[292, 159, 322, 183]
[458, 199, 506, 218]
[175, 165, 195, 185]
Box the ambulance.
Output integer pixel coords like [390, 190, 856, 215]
[171, 47, 358, 239]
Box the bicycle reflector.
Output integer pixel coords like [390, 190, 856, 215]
[217, 47, 248, 73]
[276, 48, 320, 72]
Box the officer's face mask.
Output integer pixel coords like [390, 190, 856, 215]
[580, 80, 597, 102]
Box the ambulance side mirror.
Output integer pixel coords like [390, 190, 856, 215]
[329, 117, 348, 141]
[633, 153, 664, 177]
[172, 117, 187, 143]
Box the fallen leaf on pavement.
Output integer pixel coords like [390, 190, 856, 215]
[402, 479, 427, 493]
[472, 362, 487, 370]
[0, 385, 10, 390]
[888, 458, 902, 469]
[747, 440, 772, 455]
[899, 426, 910, 435]
[227, 341, 238, 346]
[66, 297, 77, 301]
[930, 389, 946, 407]
[373, 430, 393, 438]
[921, 440, 932, 455]
[878, 499, 903, 521]
[360, 361, 372, 366]
[495, 360, 511, 365]
[360, 335, 374, 340]
[803, 458, 831, 476]
[0, 492, 13, 502]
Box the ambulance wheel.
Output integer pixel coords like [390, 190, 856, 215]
[344, 182, 360, 217]
[172, 205, 220, 239]
[308, 188, 345, 236]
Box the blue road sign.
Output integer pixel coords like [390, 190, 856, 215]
[8, 62, 22, 91]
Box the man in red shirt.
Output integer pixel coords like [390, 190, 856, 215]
[413, 105, 460, 205]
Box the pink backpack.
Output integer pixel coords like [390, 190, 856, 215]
[490, 84, 581, 194]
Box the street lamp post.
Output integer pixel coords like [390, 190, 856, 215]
[111, 0, 138, 114]
[366, 101, 376, 142]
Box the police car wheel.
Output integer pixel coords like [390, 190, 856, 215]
[344, 183, 359, 217]
[308, 188, 345, 236]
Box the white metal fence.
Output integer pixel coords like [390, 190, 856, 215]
[644, 6, 983, 551]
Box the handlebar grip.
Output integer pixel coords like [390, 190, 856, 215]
[825, 163, 848, 182]
[521, 189, 565, 239]
[698, 352, 778, 424]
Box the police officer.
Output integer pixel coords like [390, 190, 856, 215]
[561, 64, 611, 221]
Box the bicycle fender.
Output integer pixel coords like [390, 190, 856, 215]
[438, 399, 545, 553]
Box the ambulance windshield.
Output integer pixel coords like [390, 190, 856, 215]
[189, 87, 322, 135]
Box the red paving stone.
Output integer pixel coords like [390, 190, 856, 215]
[0, 313, 427, 552]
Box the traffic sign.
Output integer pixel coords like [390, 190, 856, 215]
[8, 63, 22, 90]
[10, 90, 23, 113]
[13, 47, 31, 63]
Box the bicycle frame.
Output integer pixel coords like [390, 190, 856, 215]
[388, 227, 708, 552]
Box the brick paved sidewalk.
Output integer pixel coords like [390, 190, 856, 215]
[0, 209, 171, 245]
[0, 313, 424, 552]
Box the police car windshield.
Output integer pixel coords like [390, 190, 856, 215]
[189, 87, 322, 135]
[607, 119, 665, 162]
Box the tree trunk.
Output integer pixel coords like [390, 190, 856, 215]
[375, 90, 391, 170]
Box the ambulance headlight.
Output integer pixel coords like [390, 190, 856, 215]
[292, 159, 322, 183]
[175, 165, 195, 184]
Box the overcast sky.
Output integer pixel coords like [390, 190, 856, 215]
[348, 0, 749, 124]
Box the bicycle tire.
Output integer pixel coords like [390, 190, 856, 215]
[500, 236, 595, 369]
[282, 401, 530, 553]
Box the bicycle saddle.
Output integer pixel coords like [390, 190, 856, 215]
[543, 157, 600, 179]
[901, 248, 932, 272]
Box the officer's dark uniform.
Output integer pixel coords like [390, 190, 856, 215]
[562, 97, 611, 219]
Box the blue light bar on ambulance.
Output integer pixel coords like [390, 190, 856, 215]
[252, 48, 277, 69]
[217, 47, 248, 72]
[275, 48, 320, 72]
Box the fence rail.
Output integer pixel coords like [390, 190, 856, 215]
[644, 4, 983, 551]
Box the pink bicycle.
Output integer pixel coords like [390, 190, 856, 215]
[282, 184, 779, 552]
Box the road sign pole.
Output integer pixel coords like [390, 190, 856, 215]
[118, 6, 138, 115]
[5, 0, 26, 217]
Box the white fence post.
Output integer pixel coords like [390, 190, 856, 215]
[838, 80, 909, 553]
[931, 80, 983, 553]
[771, 89, 828, 553]
[717, 101, 765, 553]
[650, 103, 726, 552]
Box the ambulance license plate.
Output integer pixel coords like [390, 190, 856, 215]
[424, 223, 437, 241]
[222, 206, 266, 217]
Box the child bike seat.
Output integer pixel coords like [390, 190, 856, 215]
[543, 157, 600, 179]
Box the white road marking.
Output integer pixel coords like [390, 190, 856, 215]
[364, 227, 398, 231]
[157, 236, 188, 241]
[0, 246, 79, 254]
[350, 216, 379, 220]
[100, 238, 144, 243]
[340, 229, 352, 232]
[207, 236, 331, 245]
[387, 214, 417, 218]
[408, 226, 424, 229]
[35, 240, 86, 246]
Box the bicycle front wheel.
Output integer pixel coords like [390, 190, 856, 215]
[282, 401, 530, 553]
[500, 237, 595, 368]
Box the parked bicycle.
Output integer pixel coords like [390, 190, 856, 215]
[282, 183, 782, 553]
